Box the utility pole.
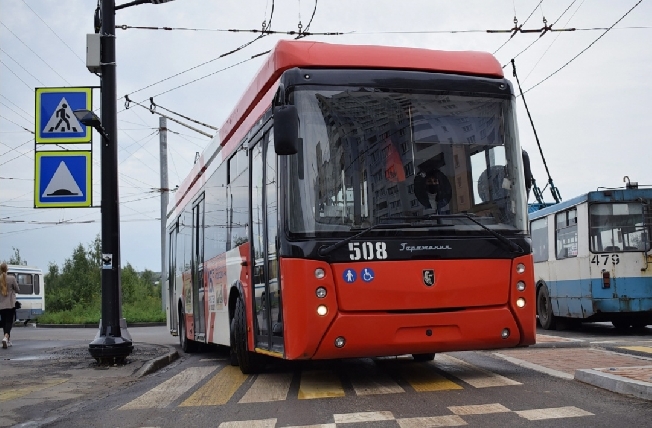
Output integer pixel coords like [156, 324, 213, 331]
[159, 117, 168, 311]
[88, 0, 133, 362]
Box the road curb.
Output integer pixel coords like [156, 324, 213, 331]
[530, 341, 589, 349]
[575, 368, 652, 401]
[32, 323, 166, 328]
[134, 345, 179, 378]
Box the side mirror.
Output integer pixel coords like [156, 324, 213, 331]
[273, 105, 299, 155]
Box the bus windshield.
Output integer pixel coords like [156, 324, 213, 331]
[287, 86, 528, 237]
[589, 202, 651, 252]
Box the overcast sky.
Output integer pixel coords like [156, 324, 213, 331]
[1, 0, 650, 272]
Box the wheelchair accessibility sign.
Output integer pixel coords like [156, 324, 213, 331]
[34, 151, 92, 208]
[35, 87, 92, 143]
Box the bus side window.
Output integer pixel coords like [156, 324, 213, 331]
[17, 273, 34, 294]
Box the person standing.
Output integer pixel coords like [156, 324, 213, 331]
[0, 262, 20, 348]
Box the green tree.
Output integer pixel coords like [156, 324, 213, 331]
[7, 247, 25, 265]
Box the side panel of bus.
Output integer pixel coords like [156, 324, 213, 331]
[8, 266, 45, 321]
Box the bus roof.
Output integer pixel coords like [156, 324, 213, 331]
[529, 187, 652, 220]
[173, 40, 504, 215]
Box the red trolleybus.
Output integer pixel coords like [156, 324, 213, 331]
[166, 40, 536, 373]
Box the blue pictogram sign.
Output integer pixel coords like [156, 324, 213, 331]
[34, 151, 92, 208]
[35, 87, 92, 143]
[343, 269, 357, 283]
[361, 268, 375, 282]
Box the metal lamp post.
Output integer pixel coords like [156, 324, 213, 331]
[85, 0, 176, 363]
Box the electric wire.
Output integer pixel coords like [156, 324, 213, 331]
[0, 21, 71, 85]
[523, 0, 644, 94]
[19, 0, 85, 64]
[493, 0, 545, 54]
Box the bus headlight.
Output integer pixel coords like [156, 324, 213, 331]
[315, 268, 325, 279]
[502, 328, 510, 339]
[516, 281, 526, 291]
[316, 287, 327, 298]
[335, 337, 346, 348]
[516, 263, 525, 274]
[317, 305, 328, 316]
[516, 298, 526, 308]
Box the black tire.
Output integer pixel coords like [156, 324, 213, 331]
[179, 311, 196, 353]
[537, 285, 556, 330]
[631, 320, 650, 330]
[234, 295, 263, 374]
[229, 315, 239, 366]
[611, 319, 632, 330]
[412, 353, 436, 362]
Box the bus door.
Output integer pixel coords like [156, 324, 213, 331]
[192, 195, 206, 342]
[168, 225, 178, 333]
[251, 131, 283, 353]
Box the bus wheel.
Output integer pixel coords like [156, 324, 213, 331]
[412, 353, 436, 362]
[179, 312, 196, 353]
[234, 295, 263, 374]
[229, 316, 239, 366]
[537, 285, 556, 330]
[611, 319, 632, 330]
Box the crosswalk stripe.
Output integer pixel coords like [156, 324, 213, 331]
[180, 365, 248, 406]
[397, 415, 467, 427]
[399, 363, 463, 392]
[239, 372, 293, 403]
[120, 366, 216, 409]
[448, 403, 511, 415]
[333, 411, 395, 424]
[435, 355, 521, 388]
[218, 418, 277, 428]
[346, 361, 405, 396]
[298, 370, 345, 399]
[283, 425, 336, 428]
[515, 406, 594, 420]
[0, 378, 67, 401]
[618, 346, 652, 355]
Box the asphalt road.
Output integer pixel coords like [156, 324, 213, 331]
[2, 323, 651, 427]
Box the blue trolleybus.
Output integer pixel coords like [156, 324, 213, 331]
[530, 180, 652, 329]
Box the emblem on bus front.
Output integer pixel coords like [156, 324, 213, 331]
[423, 269, 435, 286]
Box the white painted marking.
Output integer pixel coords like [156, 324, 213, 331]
[120, 366, 216, 409]
[397, 415, 467, 427]
[283, 425, 336, 428]
[239, 372, 292, 403]
[448, 403, 511, 415]
[493, 352, 574, 380]
[515, 406, 594, 421]
[333, 411, 395, 424]
[435, 354, 522, 387]
[346, 363, 405, 395]
[219, 419, 277, 428]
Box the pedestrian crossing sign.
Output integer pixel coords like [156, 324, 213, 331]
[34, 151, 92, 208]
[35, 87, 92, 143]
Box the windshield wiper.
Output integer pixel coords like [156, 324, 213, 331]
[408, 213, 524, 254]
[318, 221, 411, 257]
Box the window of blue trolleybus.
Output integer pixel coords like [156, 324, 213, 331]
[589, 202, 651, 252]
[287, 87, 528, 237]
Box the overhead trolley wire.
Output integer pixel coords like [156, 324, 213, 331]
[493, 0, 545, 54]
[522, 0, 644, 94]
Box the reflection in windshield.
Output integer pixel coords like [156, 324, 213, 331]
[287, 87, 527, 236]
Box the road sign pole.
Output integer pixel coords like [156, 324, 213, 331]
[89, 0, 133, 362]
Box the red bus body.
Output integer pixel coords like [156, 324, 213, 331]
[167, 40, 536, 371]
